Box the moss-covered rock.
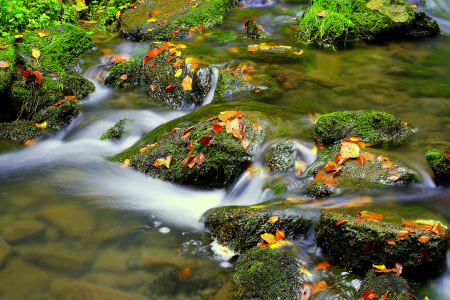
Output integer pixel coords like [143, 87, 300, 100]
[425, 149, 450, 184]
[213, 71, 255, 99]
[119, 0, 238, 41]
[304, 144, 421, 198]
[298, 0, 440, 48]
[0, 120, 44, 143]
[243, 20, 268, 39]
[0, 37, 16, 117]
[232, 247, 302, 300]
[100, 119, 130, 141]
[112, 101, 298, 189]
[315, 204, 449, 279]
[313, 110, 412, 146]
[242, 43, 305, 63]
[358, 270, 418, 300]
[266, 140, 296, 172]
[203, 204, 313, 253]
[31, 100, 81, 130]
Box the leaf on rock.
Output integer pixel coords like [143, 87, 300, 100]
[182, 75, 192, 90]
[312, 171, 324, 183]
[174, 69, 183, 77]
[248, 44, 259, 52]
[173, 59, 184, 68]
[295, 160, 307, 176]
[36, 121, 47, 129]
[380, 292, 389, 300]
[200, 136, 214, 147]
[0, 61, 9, 68]
[387, 239, 396, 246]
[339, 141, 360, 161]
[24, 139, 35, 146]
[381, 161, 393, 169]
[197, 152, 205, 166]
[37, 29, 48, 37]
[31, 48, 40, 58]
[213, 123, 224, 133]
[15, 33, 24, 39]
[275, 229, 285, 241]
[360, 289, 377, 300]
[389, 172, 402, 182]
[178, 267, 192, 279]
[165, 84, 174, 92]
[121, 158, 130, 168]
[261, 233, 276, 244]
[396, 230, 409, 240]
[315, 262, 331, 270]
[190, 64, 199, 72]
[323, 176, 338, 186]
[336, 219, 348, 226]
[120, 74, 128, 80]
[241, 138, 249, 150]
[188, 140, 195, 151]
[153, 158, 166, 167]
[268, 240, 293, 248]
[150, 84, 155, 92]
[225, 117, 240, 134]
[148, 48, 160, 57]
[252, 123, 262, 131]
[147, 18, 157, 23]
[269, 216, 278, 223]
[323, 161, 337, 172]
[181, 131, 191, 139]
[353, 219, 366, 225]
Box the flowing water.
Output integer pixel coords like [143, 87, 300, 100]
[0, 0, 449, 299]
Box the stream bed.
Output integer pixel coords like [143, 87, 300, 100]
[0, 0, 449, 299]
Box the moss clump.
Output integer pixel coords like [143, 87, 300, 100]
[31, 100, 80, 129]
[120, 0, 238, 41]
[315, 204, 449, 279]
[203, 205, 313, 252]
[104, 55, 146, 87]
[233, 247, 302, 300]
[425, 149, 450, 184]
[358, 270, 417, 300]
[313, 110, 411, 145]
[0, 120, 43, 143]
[100, 119, 130, 141]
[213, 71, 255, 99]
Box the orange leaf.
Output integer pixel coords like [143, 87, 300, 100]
[312, 171, 324, 183]
[0, 61, 9, 68]
[396, 230, 409, 240]
[153, 158, 166, 167]
[275, 229, 285, 241]
[24, 139, 35, 146]
[150, 84, 155, 92]
[248, 44, 259, 52]
[323, 161, 337, 172]
[314, 262, 331, 270]
[178, 267, 192, 279]
[213, 123, 224, 133]
[232, 127, 243, 139]
[37, 29, 48, 37]
[0, 45, 9, 49]
[143, 55, 150, 64]
[199, 135, 213, 147]
[336, 219, 348, 226]
[356, 154, 366, 167]
[188, 141, 195, 151]
[323, 176, 338, 186]
[182, 75, 192, 91]
[360, 290, 377, 300]
[197, 152, 205, 166]
[316, 10, 327, 17]
[387, 239, 396, 246]
[241, 138, 249, 150]
[149, 61, 155, 68]
[121, 158, 130, 168]
[164, 155, 173, 168]
[353, 219, 366, 225]
[419, 235, 430, 243]
[219, 111, 238, 122]
[170, 128, 179, 133]
[148, 48, 161, 58]
[269, 216, 278, 223]
[181, 131, 191, 139]
[190, 64, 199, 72]
[389, 172, 401, 182]
[172, 59, 184, 68]
[380, 292, 389, 300]
[252, 123, 262, 131]
[261, 233, 276, 244]
[120, 74, 128, 80]
[165, 84, 174, 92]
[381, 161, 393, 169]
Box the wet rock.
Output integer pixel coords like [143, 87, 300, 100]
[304, 144, 421, 198]
[112, 101, 297, 189]
[38, 202, 96, 238]
[233, 247, 302, 299]
[204, 204, 313, 253]
[119, 0, 238, 41]
[358, 270, 418, 299]
[0, 120, 44, 143]
[19, 244, 91, 274]
[50, 279, 149, 300]
[298, 0, 440, 48]
[425, 149, 450, 184]
[242, 43, 305, 63]
[0, 36, 16, 122]
[100, 119, 130, 141]
[92, 248, 131, 273]
[243, 20, 268, 39]
[266, 139, 296, 172]
[313, 110, 412, 146]
[213, 71, 255, 99]
[305, 70, 346, 87]
[315, 204, 449, 279]
[0, 217, 46, 243]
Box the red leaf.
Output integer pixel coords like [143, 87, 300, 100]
[353, 219, 366, 225]
[312, 171, 324, 183]
[170, 127, 179, 133]
[380, 291, 389, 300]
[120, 74, 128, 80]
[149, 61, 155, 67]
[213, 123, 224, 133]
[314, 262, 331, 270]
[172, 30, 179, 37]
[148, 48, 160, 57]
[165, 84, 174, 92]
[200, 136, 213, 147]
[188, 140, 195, 151]
[360, 290, 377, 300]
[444, 151, 450, 155]
[143, 55, 150, 64]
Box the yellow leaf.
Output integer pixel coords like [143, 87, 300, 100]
[373, 264, 386, 270]
[268, 240, 293, 248]
[147, 18, 157, 23]
[269, 216, 278, 223]
[414, 219, 448, 229]
[146, 28, 154, 32]
[116, 10, 121, 19]
[37, 30, 48, 37]
[164, 155, 173, 168]
[292, 50, 304, 55]
[185, 57, 194, 64]
[15, 33, 23, 39]
[182, 76, 192, 91]
[260, 233, 276, 244]
[36, 121, 47, 128]
[339, 141, 360, 160]
[174, 69, 183, 77]
[75, 0, 88, 11]
[193, 2, 199, 7]
[121, 159, 130, 168]
[300, 267, 312, 276]
[295, 160, 307, 176]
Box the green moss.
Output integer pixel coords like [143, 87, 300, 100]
[0, 120, 43, 143]
[104, 55, 146, 87]
[31, 100, 80, 129]
[213, 71, 255, 99]
[358, 270, 416, 300]
[313, 110, 412, 145]
[315, 204, 449, 279]
[425, 149, 450, 183]
[208, 30, 238, 44]
[232, 247, 302, 300]
[203, 205, 313, 252]
[100, 119, 130, 141]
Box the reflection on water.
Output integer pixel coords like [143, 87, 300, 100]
[1, 0, 450, 299]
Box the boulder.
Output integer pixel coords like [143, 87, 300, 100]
[357, 270, 418, 300]
[315, 204, 449, 279]
[119, 0, 238, 41]
[232, 247, 302, 300]
[113, 101, 297, 189]
[203, 204, 313, 253]
[425, 149, 450, 184]
[100, 119, 130, 141]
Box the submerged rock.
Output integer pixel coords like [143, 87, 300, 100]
[233, 247, 302, 300]
[243, 19, 268, 39]
[113, 101, 297, 189]
[315, 204, 449, 279]
[100, 119, 130, 141]
[425, 149, 450, 184]
[313, 110, 412, 146]
[298, 0, 440, 48]
[203, 204, 313, 253]
[119, 0, 238, 41]
[358, 270, 418, 300]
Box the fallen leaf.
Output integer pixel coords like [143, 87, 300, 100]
[248, 44, 259, 52]
[295, 160, 307, 176]
[268, 240, 293, 248]
[395, 263, 403, 275]
[389, 172, 402, 182]
[292, 50, 304, 55]
[37, 29, 48, 37]
[15, 33, 24, 39]
[24, 139, 35, 146]
[300, 267, 312, 276]
[182, 75, 192, 90]
[0, 61, 9, 68]
[174, 69, 183, 77]
[380, 291, 389, 300]
[36, 121, 47, 129]
[178, 267, 192, 279]
[387, 239, 396, 246]
[170, 128, 179, 133]
[190, 64, 199, 72]
[339, 141, 360, 162]
[241, 138, 249, 150]
[181, 131, 191, 139]
[200, 135, 213, 147]
[197, 152, 205, 165]
[353, 219, 366, 225]
[336, 219, 348, 226]
[188, 141, 195, 151]
[173, 59, 184, 68]
[381, 161, 393, 169]
[153, 158, 166, 167]
[147, 18, 157, 23]
[315, 262, 331, 270]
[213, 123, 224, 133]
[323, 176, 338, 186]
[120, 74, 128, 80]
[269, 216, 278, 223]
[121, 158, 130, 168]
[148, 48, 160, 57]
[261, 233, 276, 244]
[323, 161, 337, 172]
[396, 230, 409, 240]
[149, 61, 155, 67]
[150, 84, 155, 92]
[143, 56, 150, 64]
[165, 84, 174, 92]
[316, 10, 328, 17]
[0, 45, 8, 49]
[31, 48, 40, 58]
[275, 229, 285, 241]
[232, 127, 243, 139]
[225, 117, 240, 134]
[356, 154, 367, 167]
[360, 289, 377, 300]
[75, 0, 88, 11]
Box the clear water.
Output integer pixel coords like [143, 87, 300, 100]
[0, 1, 449, 299]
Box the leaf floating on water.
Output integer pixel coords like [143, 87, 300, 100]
[315, 262, 331, 270]
[396, 230, 409, 240]
[241, 138, 249, 150]
[182, 75, 192, 90]
[121, 158, 130, 168]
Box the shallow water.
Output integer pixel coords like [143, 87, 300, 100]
[1, 0, 449, 299]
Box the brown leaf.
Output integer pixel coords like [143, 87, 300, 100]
[196, 152, 205, 166]
[395, 263, 403, 275]
[356, 154, 367, 167]
[178, 267, 192, 279]
[165, 84, 174, 92]
[172, 59, 184, 68]
[389, 172, 402, 182]
[396, 230, 409, 240]
[188, 155, 198, 168]
[419, 235, 430, 243]
[323, 161, 337, 172]
[387, 239, 396, 246]
[241, 138, 249, 150]
[199, 136, 214, 147]
[188, 140, 195, 151]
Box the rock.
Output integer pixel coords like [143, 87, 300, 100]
[38, 203, 96, 238]
[112, 101, 297, 189]
[119, 0, 238, 41]
[315, 204, 449, 278]
[0, 217, 46, 243]
[243, 20, 268, 39]
[304, 143, 421, 198]
[298, 0, 440, 48]
[92, 248, 131, 273]
[357, 270, 418, 299]
[100, 119, 130, 141]
[266, 139, 296, 172]
[203, 204, 313, 253]
[213, 71, 255, 99]
[242, 43, 305, 63]
[50, 279, 149, 300]
[232, 247, 302, 299]
[313, 110, 412, 146]
[0, 120, 44, 143]
[426, 149, 450, 184]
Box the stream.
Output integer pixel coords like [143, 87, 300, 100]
[0, 0, 449, 299]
